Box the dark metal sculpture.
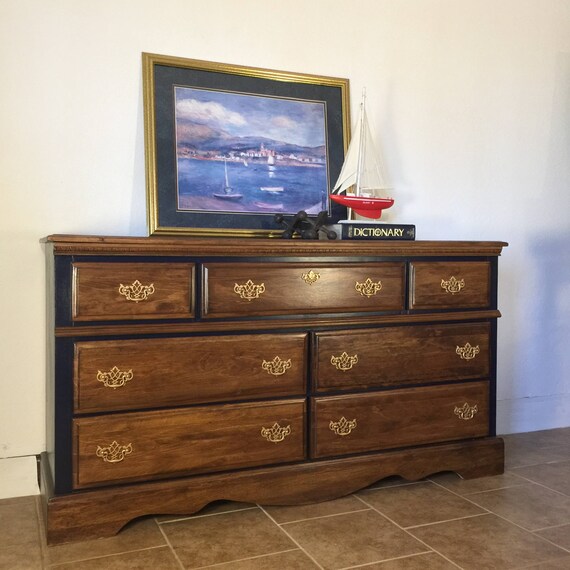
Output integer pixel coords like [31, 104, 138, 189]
[274, 210, 337, 240]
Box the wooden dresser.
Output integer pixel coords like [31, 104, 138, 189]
[41, 236, 507, 544]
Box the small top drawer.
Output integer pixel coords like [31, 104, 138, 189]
[203, 262, 405, 318]
[72, 262, 194, 321]
[409, 261, 491, 310]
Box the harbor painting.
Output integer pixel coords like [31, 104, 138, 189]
[174, 87, 329, 215]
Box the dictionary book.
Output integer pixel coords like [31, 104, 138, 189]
[340, 222, 416, 240]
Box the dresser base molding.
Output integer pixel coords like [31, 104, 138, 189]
[41, 437, 504, 545]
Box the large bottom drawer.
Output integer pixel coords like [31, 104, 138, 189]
[73, 399, 306, 489]
[312, 381, 489, 459]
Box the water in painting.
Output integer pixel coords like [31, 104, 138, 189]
[174, 87, 329, 215]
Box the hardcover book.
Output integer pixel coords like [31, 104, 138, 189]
[340, 222, 416, 240]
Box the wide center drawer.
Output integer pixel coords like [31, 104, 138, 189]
[72, 262, 194, 321]
[74, 333, 308, 413]
[312, 381, 489, 459]
[203, 262, 405, 318]
[73, 399, 306, 489]
[314, 322, 490, 392]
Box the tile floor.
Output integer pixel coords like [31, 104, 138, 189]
[1, 428, 570, 569]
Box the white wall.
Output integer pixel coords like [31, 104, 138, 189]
[1, 0, 569, 497]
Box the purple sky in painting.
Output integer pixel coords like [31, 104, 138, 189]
[175, 87, 326, 148]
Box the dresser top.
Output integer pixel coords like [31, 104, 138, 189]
[43, 235, 507, 257]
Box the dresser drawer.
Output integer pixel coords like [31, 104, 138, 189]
[312, 381, 489, 459]
[409, 261, 491, 310]
[203, 262, 405, 318]
[314, 322, 490, 392]
[72, 262, 194, 321]
[73, 399, 306, 488]
[74, 333, 307, 413]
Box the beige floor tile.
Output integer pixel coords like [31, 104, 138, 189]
[513, 460, 570, 495]
[282, 509, 428, 570]
[0, 544, 42, 570]
[0, 501, 41, 548]
[358, 481, 486, 528]
[207, 549, 320, 569]
[46, 546, 180, 569]
[503, 439, 570, 469]
[535, 523, 570, 549]
[358, 552, 460, 569]
[466, 483, 570, 531]
[520, 557, 570, 569]
[430, 471, 526, 495]
[263, 495, 368, 523]
[161, 507, 295, 568]
[43, 518, 166, 566]
[503, 428, 570, 448]
[409, 513, 567, 570]
[156, 500, 256, 523]
[0, 495, 38, 507]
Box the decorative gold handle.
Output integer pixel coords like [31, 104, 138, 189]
[355, 278, 382, 298]
[301, 270, 321, 285]
[454, 403, 478, 420]
[456, 343, 480, 360]
[118, 280, 155, 302]
[260, 423, 291, 443]
[331, 352, 359, 371]
[234, 280, 266, 301]
[97, 366, 133, 389]
[329, 416, 357, 436]
[261, 356, 292, 376]
[96, 441, 133, 463]
[441, 276, 465, 294]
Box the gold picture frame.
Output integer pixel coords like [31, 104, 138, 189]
[142, 53, 350, 237]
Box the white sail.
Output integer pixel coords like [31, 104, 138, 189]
[331, 92, 390, 197]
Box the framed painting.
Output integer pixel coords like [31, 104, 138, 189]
[142, 53, 350, 236]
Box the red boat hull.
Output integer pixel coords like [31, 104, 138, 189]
[330, 195, 394, 220]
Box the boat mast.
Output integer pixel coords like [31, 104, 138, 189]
[354, 88, 367, 198]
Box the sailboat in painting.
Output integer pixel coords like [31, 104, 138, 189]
[213, 158, 243, 200]
[329, 90, 394, 219]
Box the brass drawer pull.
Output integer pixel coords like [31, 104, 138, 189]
[329, 416, 357, 436]
[355, 278, 382, 297]
[331, 352, 359, 371]
[441, 276, 465, 294]
[454, 403, 478, 420]
[234, 280, 266, 301]
[456, 343, 480, 360]
[261, 356, 292, 376]
[301, 270, 321, 285]
[96, 441, 133, 463]
[261, 423, 291, 443]
[97, 366, 133, 389]
[118, 280, 155, 302]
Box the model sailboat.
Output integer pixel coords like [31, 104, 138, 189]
[330, 90, 394, 219]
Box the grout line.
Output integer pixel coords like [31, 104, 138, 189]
[533, 521, 570, 532]
[336, 551, 443, 570]
[46, 545, 177, 568]
[404, 512, 489, 530]
[157, 505, 258, 525]
[279, 507, 371, 526]
[360, 480, 423, 492]
[157, 520, 186, 570]
[506, 472, 570, 498]
[352, 493, 465, 570]
[189, 548, 301, 569]
[258, 504, 325, 570]
[428, 478, 570, 555]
